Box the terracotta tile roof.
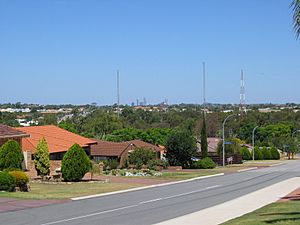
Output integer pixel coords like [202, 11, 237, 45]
[0, 124, 30, 139]
[125, 140, 164, 152]
[197, 137, 222, 153]
[16, 125, 97, 154]
[91, 139, 164, 157]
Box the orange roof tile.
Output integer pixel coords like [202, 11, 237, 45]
[16, 125, 96, 154]
[0, 124, 29, 139]
[90, 139, 164, 157]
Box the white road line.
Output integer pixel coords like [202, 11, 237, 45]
[140, 185, 221, 204]
[40, 185, 221, 225]
[40, 204, 138, 225]
[163, 185, 220, 200]
[71, 173, 224, 201]
[139, 198, 162, 204]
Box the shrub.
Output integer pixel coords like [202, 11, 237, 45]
[147, 159, 169, 170]
[240, 147, 252, 160]
[129, 148, 156, 166]
[34, 138, 50, 177]
[0, 140, 24, 170]
[254, 147, 263, 160]
[9, 171, 29, 192]
[166, 131, 197, 168]
[0, 172, 16, 192]
[196, 157, 216, 169]
[262, 147, 272, 160]
[104, 159, 119, 170]
[61, 144, 91, 182]
[270, 147, 280, 160]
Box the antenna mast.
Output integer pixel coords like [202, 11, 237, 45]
[203, 62, 206, 107]
[239, 69, 246, 113]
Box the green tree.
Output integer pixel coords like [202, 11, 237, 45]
[59, 121, 78, 134]
[262, 147, 272, 160]
[240, 146, 252, 160]
[217, 138, 242, 155]
[61, 144, 91, 182]
[166, 131, 197, 168]
[43, 114, 58, 125]
[0, 140, 24, 170]
[292, 0, 300, 39]
[270, 147, 280, 160]
[34, 138, 50, 177]
[200, 112, 208, 158]
[254, 146, 263, 160]
[128, 147, 156, 166]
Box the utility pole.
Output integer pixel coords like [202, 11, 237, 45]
[203, 62, 206, 108]
[252, 126, 259, 160]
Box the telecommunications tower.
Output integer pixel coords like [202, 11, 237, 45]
[239, 69, 246, 113]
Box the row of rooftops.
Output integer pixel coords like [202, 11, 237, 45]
[0, 124, 225, 158]
[0, 124, 164, 157]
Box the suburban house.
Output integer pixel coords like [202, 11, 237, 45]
[197, 137, 222, 155]
[0, 124, 30, 147]
[16, 125, 97, 170]
[90, 139, 166, 165]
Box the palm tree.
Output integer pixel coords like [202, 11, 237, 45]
[292, 0, 300, 39]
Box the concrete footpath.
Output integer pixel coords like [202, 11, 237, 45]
[155, 177, 300, 225]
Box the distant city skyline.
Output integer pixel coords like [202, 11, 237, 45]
[0, 0, 299, 105]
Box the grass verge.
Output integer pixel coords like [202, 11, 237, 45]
[0, 182, 141, 200]
[222, 201, 300, 225]
[159, 171, 218, 180]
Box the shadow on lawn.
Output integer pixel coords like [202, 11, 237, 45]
[261, 212, 300, 224]
[265, 218, 300, 224]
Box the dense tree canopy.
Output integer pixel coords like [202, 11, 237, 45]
[0, 140, 24, 170]
[166, 131, 197, 168]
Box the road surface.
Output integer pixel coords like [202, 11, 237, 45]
[1, 160, 299, 225]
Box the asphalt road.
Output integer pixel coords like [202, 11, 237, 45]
[1, 160, 300, 225]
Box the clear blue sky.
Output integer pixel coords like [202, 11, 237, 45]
[0, 0, 299, 105]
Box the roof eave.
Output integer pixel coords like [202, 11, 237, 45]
[0, 134, 30, 139]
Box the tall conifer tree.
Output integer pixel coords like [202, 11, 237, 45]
[200, 111, 208, 158]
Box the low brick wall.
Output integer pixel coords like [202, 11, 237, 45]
[26, 160, 62, 178]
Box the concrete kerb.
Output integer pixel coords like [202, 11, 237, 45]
[237, 167, 258, 172]
[154, 177, 300, 225]
[269, 162, 285, 167]
[71, 173, 225, 201]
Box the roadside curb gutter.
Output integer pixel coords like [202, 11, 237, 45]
[237, 167, 258, 172]
[71, 173, 224, 201]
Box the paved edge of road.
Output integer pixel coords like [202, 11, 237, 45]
[237, 167, 258, 172]
[71, 173, 225, 201]
[154, 177, 300, 225]
[269, 162, 285, 167]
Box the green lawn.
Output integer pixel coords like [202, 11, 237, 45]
[0, 182, 141, 199]
[160, 171, 218, 180]
[222, 201, 300, 225]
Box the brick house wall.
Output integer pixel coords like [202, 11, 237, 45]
[0, 137, 22, 147]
